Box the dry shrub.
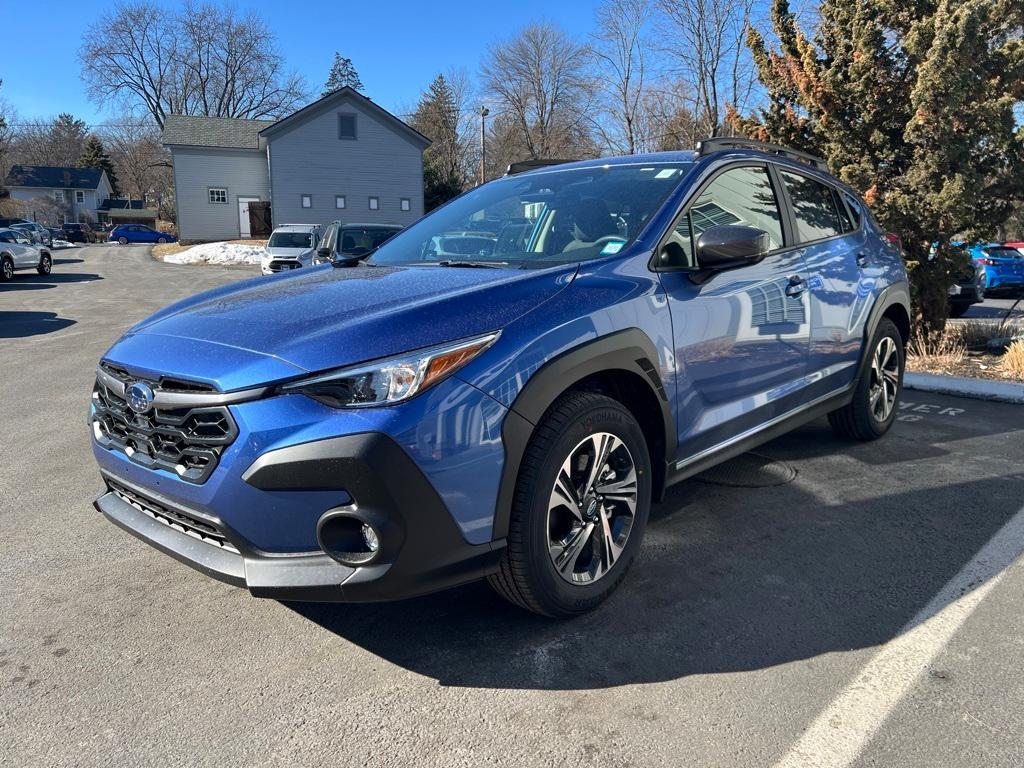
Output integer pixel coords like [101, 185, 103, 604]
[907, 324, 966, 371]
[954, 318, 1024, 348]
[1001, 340, 1024, 381]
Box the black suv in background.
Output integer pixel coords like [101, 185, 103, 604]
[62, 223, 97, 244]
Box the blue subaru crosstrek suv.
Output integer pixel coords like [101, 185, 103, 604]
[90, 139, 910, 616]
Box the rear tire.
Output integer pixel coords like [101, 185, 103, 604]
[157, 237, 167, 244]
[0, 255, 13, 281]
[488, 391, 651, 617]
[828, 317, 904, 441]
[118, 236, 128, 245]
[37, 254, 51, 275]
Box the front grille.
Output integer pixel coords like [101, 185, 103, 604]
[92, 367, 238, 484]
[109, 480, 239, 554]
[268, 259, 302, 273]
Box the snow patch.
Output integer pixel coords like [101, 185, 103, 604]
[163, 241, 265, 265]
[50, 239, 74, 249]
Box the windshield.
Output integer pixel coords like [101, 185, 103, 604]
[367, 162, 692, 268]
[340, 228, 400, 256]
[268, 231, 313, 249]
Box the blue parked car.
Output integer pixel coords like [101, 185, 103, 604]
[110, 224, 177, 245]
[967, 242, 1024, 294]
[89, 138, 910, 616]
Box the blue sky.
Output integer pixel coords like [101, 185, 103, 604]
[4, 0, 601, 126]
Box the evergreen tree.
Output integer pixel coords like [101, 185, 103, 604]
[48, 113, 89, 167]
[322, 53, 363, 96]
[410, 74, 466, 205]
[78, 134, 120, 196]
[737, 0, 1024, 344]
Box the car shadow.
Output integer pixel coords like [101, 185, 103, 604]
[53, 257, 85, 266]
[0, 311, 76, 338]
[286, 430, 1024, 690]
[0, 272, 102, 292]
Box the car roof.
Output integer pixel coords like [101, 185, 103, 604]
[274, 223, 320, 231]
[339, 222, 403, 229]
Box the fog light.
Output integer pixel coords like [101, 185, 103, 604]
[361, 523, 380, 553]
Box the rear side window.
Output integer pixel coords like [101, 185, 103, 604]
[780, 171, 844, 242]
[672, 165, 784, 265]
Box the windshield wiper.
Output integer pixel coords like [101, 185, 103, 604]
[435, 260, 509, 269]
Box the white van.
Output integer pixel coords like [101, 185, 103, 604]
[260, 224, 321, 275]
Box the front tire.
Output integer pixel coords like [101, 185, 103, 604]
[488, 391, 651, 617]
[118, 236, 128, 245]
[828, 317, 904, 441]
[37, 254, 51, 275]
[0, 255, 13, 281]
[157, 237, 167, 244]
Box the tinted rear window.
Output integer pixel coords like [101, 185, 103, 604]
[983, 247, 1023, 259]
[780, 171, 844, 242]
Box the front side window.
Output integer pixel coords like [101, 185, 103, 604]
[301, 194, 312, 209]
[781, 171, 843, 242]
[209, 188, 227, 204]
[671, 166, 784, 266]
[367, 162, 693, 269]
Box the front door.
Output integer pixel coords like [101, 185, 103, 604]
[238, 198, 259, 238]
[658, 164, 811, 462]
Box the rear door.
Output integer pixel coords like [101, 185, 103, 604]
[659, 163, 812, 461]
[776, 168, 865, 397]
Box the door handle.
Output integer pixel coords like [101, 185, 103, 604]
[785, 275, 807, 297]
[856, 252, 869, 268]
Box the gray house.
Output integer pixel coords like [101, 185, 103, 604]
[4, 165, 113, 224]
[162, 88, 430, 242]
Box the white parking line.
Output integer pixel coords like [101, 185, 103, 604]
[773, 504, 1024, 768]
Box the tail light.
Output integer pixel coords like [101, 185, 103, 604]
[883, 233, 902, 253]
[976, 257, 996, 266]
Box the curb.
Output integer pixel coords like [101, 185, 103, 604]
[904, 372, 1024, 404]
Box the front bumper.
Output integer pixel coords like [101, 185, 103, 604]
[95, 431, 506, 602]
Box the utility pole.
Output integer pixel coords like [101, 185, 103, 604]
[479, 106, 489, 186]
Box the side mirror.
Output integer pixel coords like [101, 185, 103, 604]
[695, 225, 769, 271]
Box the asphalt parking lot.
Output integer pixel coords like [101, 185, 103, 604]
[2, 245, 1023, 767]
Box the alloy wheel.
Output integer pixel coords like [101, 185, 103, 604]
[547, 432, 638, 585]
[2, 259, 12, 280]
[869, 336, 900, 422]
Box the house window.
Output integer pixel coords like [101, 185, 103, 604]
[75, 190, 86, 204]
[400, 197, 411, 212]
[209, 188, 228, 204]
[53, 190, 65, 203]
[338, 113, 357, 140]
[335, 195, 346, 209]
[301, 194, 313, 209]
[368, 196, 379, 210]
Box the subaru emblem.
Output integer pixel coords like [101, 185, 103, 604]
[125, 381, 155, 414]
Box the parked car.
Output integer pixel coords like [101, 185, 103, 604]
[11, 221, 53, 247]
[967, 243, 1024, 295]
[0, 217, 31, 229]
[110, 223, 177, 245]
[946, 243, 984, 317]
[0, 227, 52, 280]
[62, 223, 96, 244]
[89, 139, 910, 616]
[313, 222, 403, 265]
[47, 227, 64, 241]
[259, 224, 322, 275]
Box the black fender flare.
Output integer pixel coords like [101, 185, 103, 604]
[854, 280, 912, 385]
[492, 328, 674, 541]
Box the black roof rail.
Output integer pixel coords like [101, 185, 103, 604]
[696, 136, 828, 171]
[505, 158, 575, 176]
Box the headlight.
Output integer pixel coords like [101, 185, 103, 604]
[280, 332, 500, 408]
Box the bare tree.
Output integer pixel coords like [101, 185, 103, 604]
[80, 1, 307, 129]
[100, 116, 172, 209]
[655, 0, 757, 138]
[591, 0, 652, 154]
[481, 22, 596, 165]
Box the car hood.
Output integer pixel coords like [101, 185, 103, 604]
[264, 246, 314, 259]
[110, 263, 575, 389]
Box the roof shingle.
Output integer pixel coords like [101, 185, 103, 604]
[5, 165, 104, 189]
[161, 115, 275, 149]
